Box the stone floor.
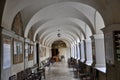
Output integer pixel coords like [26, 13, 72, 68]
[44, 62, 81, 80]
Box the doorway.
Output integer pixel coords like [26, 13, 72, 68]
[51, 49, 59, 62]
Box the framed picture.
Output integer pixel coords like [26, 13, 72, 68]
[13, 39, 23, 64]
[14, 39, 23, 55]
[3, 36, 11, 69]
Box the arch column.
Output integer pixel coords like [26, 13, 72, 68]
[33, 41, 37, 65]
[76, 43, 80, 59]
[74, 44, 77, 59]
[80, 40, 85, 62]
[71, 46, 74, 58]
[93, 34, 106, 73]
[85, 38, 93, 66]
[24, 38, 29, 69]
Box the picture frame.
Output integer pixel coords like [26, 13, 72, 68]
[3, 36, 11, 69]
[13, 39, 23, 64]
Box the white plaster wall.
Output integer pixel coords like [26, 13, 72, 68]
[77, 43, 80, 59]
[81, 32, 85, 40]
[46, 47, 50, 57]
[40, 47, 50, 61]
[24, 58, 28, 69]
[58, 48, 67, 62]
[28, 60, 34, 68]
[74, 45, 77, 59]
[67, 47, 71, 58]
[86, 25, 92, 38]
[85, 39, 93, 66]
[11, 63, 24, 75]
[95, 11, 105, 34]
[71, 46, 74, 58]
[94, 34, 106, 67]
[1, 68, 11, 80]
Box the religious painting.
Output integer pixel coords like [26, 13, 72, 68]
[13, 39, 23, 64]
[12, 12, 23, 36]
[14, 39, 23, 55]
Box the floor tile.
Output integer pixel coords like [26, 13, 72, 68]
[44, 62, 80, 80]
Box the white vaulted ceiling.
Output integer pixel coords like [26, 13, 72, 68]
[2, 0, 105, 47]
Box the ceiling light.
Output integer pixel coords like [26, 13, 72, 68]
[57, 29, 61, 37]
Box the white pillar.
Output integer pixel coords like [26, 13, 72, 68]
[94, 34, 106, 67]
[81, 40, 85, 62]
[74, 44, 77, 59]
[85, 39, 93, 66]
[33, 42, 37, 64]
[77, 43, 80, 59]
[71, 46, 74, 58]
[66, 47, 71, 58]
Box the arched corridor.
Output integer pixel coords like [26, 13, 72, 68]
[0, 0, 120, 80]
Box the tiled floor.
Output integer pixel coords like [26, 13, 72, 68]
[44, 62, 80, 80]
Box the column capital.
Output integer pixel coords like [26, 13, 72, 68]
[1, 27, 15, 38]
[93, 34, 104, 39]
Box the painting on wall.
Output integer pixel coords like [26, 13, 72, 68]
[13, 39, 23, 64]
[12, 12, 23, 36]
[3, 36, 11, 69]
[28, 45, 34, 60]
[14, 39, 23, 55]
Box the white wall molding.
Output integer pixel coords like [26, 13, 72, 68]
[2, 28, 15, 38]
